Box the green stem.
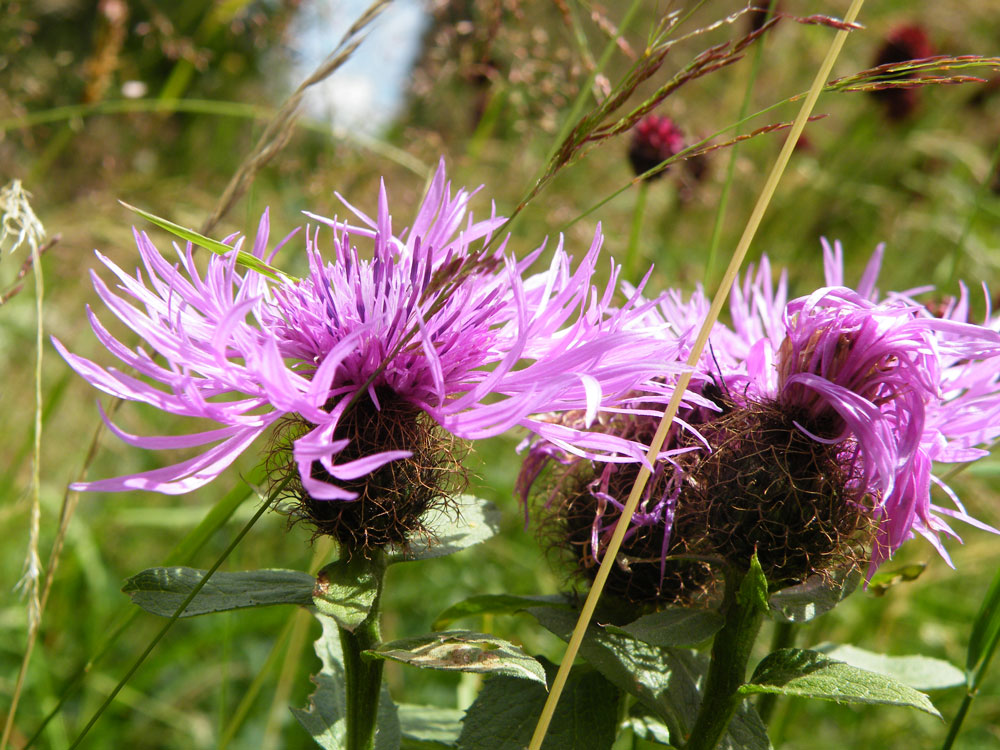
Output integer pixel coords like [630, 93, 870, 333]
[339, 569, 386, 750]
[942, 617, 1000, 750]
[755, 621, 797, 725]
[941, 691, 973, 750]
[625, 180, 649, 283]
[684, 571, 766, 750]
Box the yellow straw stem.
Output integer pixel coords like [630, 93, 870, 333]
[527, 2, 865, 747]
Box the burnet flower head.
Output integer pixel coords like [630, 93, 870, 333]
[521, 241, 1000, 606]
[627, 114, 685, 181]
[57, 161, 686, 552]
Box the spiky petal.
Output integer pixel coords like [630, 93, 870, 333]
[57, 160, 687, 502]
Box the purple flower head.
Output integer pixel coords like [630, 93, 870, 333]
[520, 240, 1000, 602]
[57, 161, 687, 550]
[733, 240, 1000, 575]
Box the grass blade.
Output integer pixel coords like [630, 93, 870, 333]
[119, 202, 289, 281]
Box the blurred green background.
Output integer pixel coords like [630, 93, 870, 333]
[2, 1, 1000, 748]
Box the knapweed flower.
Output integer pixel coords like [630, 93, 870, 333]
[869, 24, 936, 120]
[520, 242, 1000, 605]
[627, 115, 685, 181]
[56, 162, 687, 552]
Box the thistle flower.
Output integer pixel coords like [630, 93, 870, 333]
[702, 244, 1000, 578]
[521, 242, 1000, 604]
[627, 115, 685, 181]
[57, 162, 686, 551]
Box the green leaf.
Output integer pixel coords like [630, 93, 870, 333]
[528, 606, 684, 734]
[389, 495, 502, 563]
[967, 564, 1000, 677]
[432, 593, 568, 630]
[397, 704, 463, 749]
[292, 613, 401, 750]
[120, 201, 290, 281]
[367, 631, 547, 685]
[313, 554, 386, 632]
[457, 661, 620, 750]
[122, 566, 314, 618]
[620, 714, 675, 747]
[740, 648, 941, 717]
[527, 607, 770, 749]
[816, 644, 965, 691]
[739, 554, 769, 614]
[867, 563, 927, 597]
[768, 567, 860, 623]
[605, 607, 724, 648]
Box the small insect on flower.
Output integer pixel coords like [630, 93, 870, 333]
[56, 161, 688, 555]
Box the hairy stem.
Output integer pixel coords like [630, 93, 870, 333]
[684, 570, 766, 750]
[339, 599, 384, 750]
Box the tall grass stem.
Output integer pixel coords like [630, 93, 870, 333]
[63, 480, 288, 750]
[526, 3, 865, 747]
[946, 137, 1000, 286]
[0, 234, 46, 750]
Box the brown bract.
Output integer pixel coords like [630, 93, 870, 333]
[535, 411, 715, 611]
[683, 401, 875, 588]
[532, 395, 875, 613]
[267, 387, 469, 556]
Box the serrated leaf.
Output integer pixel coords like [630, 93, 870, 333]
[397, 704, 463, 748]
[527, 607, 770, 749]
[816, 644, 964, 691]
[292, 613, 401, 750]
[457, 660, 620, 750]
[768, 567, 860, 623]
[122, 566, 314, 617]
[313, 554, 386, 632]
[967, 564, 1000, 677]
[389, 495, 502, 563]
[867, 563, 927, 597]
[605, 608, 724, 648]
[121, 201, 289, 281]
[432, 593, 568, 630]
[367, 631, 546, 685]
[740, 648, 941, 717]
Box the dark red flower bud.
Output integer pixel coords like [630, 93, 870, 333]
[628, 115, 685, 181]
[870, 24, 935, 121]
[747, 1, 780, 35]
